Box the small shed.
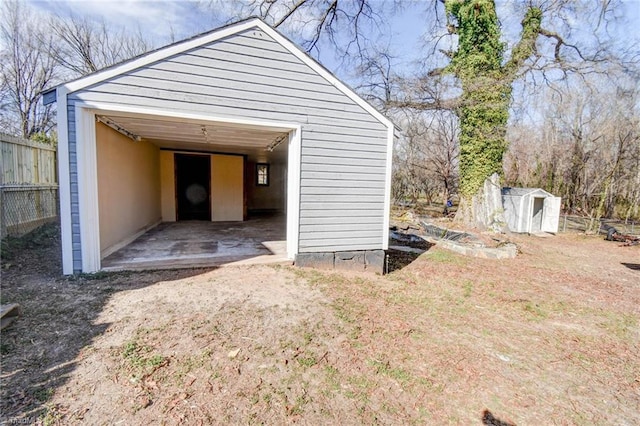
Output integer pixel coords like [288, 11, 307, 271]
[44, 18, 394, 274]
[502, 187, 561, 233]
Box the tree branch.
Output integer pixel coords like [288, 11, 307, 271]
[539, 28, 587, 61]
[387, 97, 461, 111]
[273, 0, 309, 28]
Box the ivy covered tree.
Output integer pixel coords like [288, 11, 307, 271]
[219, 0, 619, 226]
[391, 0, 611, 226]
[442, 0, 543, 225]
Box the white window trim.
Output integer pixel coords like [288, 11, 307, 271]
[286, 129, 301, 259]
[74, 102, 301, 272]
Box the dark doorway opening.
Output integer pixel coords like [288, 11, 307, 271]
[531, 197, 544, 232]
[175, 154, 211, 221]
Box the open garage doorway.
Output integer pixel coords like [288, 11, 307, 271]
[175, 154, 211, 221]
[80, 107, 300, 272]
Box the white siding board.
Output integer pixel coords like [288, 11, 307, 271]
[183, 50, 317, 77]
[300, 209, 384, 218]
[202, 41, 306, 65]
[226, 35, 291, 53]
[302, 135, 388, 149]
[226, 32, 300, 54]
[167, 54, 321, 84]
[300, 186, 385, 195]
[299, 245, 379, 253]
[130, 67, 349, 104]
[301, 179, 383, 188]
[300, 194, 385, 203]
[301, 147, 387, 160]
[304, 125, 387, 139]
[299, 237, 381, 248]
[67, 25, 391, 258]
[300, 224, 383, 233]
[301, 163, 385, 175]
[299, 216, 382, 225]
[69, 92, 310, 123]
[98, 76, 368, 115]
[152, 61, 331, 94]
[298, 155, 386, 167]
[301, 229, 381, 239]
[302, 202, 382, 210]
[301, 171, 386, 181]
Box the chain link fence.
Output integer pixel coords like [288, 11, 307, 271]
[0, 184, 59, 240]
[559, 214, 637, 235]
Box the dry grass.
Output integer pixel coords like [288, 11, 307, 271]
[1, 225, 638, 425]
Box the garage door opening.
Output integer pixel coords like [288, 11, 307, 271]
[83, 108, 300, 271]
[175, 154, 211, 221]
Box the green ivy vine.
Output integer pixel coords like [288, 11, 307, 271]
[444, 0, 542, 197]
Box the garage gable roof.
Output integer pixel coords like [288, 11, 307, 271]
[52, 17, 392, 128]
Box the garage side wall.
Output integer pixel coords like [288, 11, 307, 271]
[66, 26, 390, 270]
[96, 123, 161, 257]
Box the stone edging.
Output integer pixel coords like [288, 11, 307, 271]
[421, 235, 518, 259]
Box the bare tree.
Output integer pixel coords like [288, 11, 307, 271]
[48, 13, 151, 77]
[202, 0, 395, 69]
[504, 74, 640, 223]
[0, 1, 59, 138]
[391, 110, 459, 212]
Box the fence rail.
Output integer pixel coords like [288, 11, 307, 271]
[0, 133, 58, 239]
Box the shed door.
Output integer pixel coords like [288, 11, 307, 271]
[542, 197, 561, 233]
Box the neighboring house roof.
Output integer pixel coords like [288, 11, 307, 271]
[43, 17, 392, 128]
[502, 187, 554, 197]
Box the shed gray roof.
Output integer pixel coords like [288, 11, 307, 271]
[502, 187, 553, 197]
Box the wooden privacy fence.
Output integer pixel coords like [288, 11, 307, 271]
[0, 133, 58, 239]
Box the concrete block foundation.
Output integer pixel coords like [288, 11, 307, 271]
[295, 250, 385, 274]
[294, 252, 335, 269]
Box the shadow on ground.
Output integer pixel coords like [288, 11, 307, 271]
[482, 409, 516, 426]
[387, 231, 434, 273]
[0, 224, 215, 422]
[621, 262, 640, 271]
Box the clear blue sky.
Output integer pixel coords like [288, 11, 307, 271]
[27, 0, 640, 85]
[27, 0, 428, 79]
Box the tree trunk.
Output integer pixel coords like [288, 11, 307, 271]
[455, 173, 507, 231]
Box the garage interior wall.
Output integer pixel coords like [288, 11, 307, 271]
[159, 151, 245, 222]
[246, 159, 286, 213]
[96, 123, 161, 255]
[160, 151, 176, 221]
[211, 154, 244, 221]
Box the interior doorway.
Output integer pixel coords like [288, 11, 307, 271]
[175, 154, 211, 221]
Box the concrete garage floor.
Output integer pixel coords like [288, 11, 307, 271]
[101, 215, 288, 271]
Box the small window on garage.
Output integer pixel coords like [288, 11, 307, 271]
[256, 163, 269, 186]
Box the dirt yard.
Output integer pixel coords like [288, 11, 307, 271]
[1, 224, 638, 425]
